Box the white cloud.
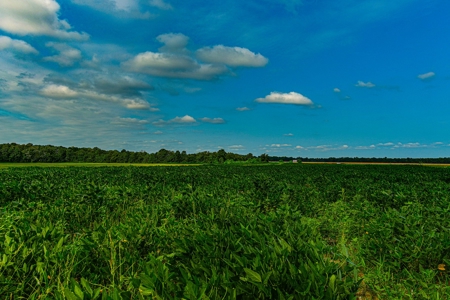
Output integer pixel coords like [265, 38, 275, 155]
[355, 81, 375, 88]
[256, 92, 313, 106]
[236, 107, 250, 111]
[40, 84, 78, 99]
[295, 145, 304, 149]
[157, 33, 189, 52]
[38, 83, 156, 111]
[153, 115, 196, 125]
[377, 142, 394, 146]
[284, 133, 294, 136]
[0, 36, 38, 54]
[43, 43, 82, 67]
[333, 88, 341, 93]
[199, 117, 226, 124]
[355, 145, 376, 150]
[113, 0, 138, 11]
[0, 0, 88, 40]
[271, 144, 291, 147]
[149, 0, 173, 10]
[123, 34, 268, 80]
[122, 51, 228, 80]
[112, 117, 149, 125]
[228, 145, 244, 149]
[418, 72, 435, 80]
[172, 115, 196, 123]
[393, 142, 424, 148]
[154, 130, 163, 134]
[196, 45, 268, 67]
[72, 0, 153, 18]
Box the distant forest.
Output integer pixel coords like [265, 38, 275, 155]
[1, 143, 450, 164]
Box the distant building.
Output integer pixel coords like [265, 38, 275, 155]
[293, 160, 298, 163]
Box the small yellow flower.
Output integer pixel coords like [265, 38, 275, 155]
[438, 264, 446, 271]
[365, 232, 369, 234]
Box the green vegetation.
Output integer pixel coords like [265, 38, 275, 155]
[0, 143, 263, 164]
[0, 164, 449, 299]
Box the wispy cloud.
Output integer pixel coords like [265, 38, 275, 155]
[355, 81, 375, 88]
[418, 72, 435, 80]
[43, 43, 82, 67]
[40, 84, 78, 99]
[236, 107, 250, 111]
[72, 0, 153, 19]
[199, 117, 226, 124]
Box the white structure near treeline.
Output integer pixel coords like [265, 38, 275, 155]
[293, 160, 298, 163]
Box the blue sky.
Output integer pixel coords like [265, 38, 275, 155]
[0, 0, 449, 158]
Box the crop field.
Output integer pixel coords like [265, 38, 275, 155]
[0, 165, 449, 299]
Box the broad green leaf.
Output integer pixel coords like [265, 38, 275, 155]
[244, 268, 261, 283]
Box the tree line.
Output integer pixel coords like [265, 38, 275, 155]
[0, 143, 268, 164]
[1, 143, 449, 164]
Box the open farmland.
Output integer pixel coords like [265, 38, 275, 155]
[0, 165, 449, 299]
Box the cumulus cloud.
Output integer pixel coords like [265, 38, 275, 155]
[149, 0, 173, 10]
[256, 92, 313, 106]
[333, 88, 341, 93]
[153, 115, 196, 125]
[123, 33, 268, 80]
[43, 43, 82, 66]
[39, 83, 156, 111]
[172, 115, 196, 123]
[40, 84, 78, 99]
[270, 144, 291, 147]
[418, 72, 435, 80]
[236, 107, 250, 111]
[0, 0, 88, 40]
[122, 51, 228, 80]
[196, 45, 268, 67]
[284, 133, 294, 136]
[228, 145, 244, 149]
[157, 33, 189, 52]
[92, 75, 153, 96]
[355, 81, 375, 88]
[199, 117, 226, 124]
[0, 36, 38, 54]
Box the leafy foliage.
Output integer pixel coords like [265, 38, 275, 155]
[0, 164, 449, 299]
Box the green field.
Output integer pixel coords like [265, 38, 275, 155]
[0, 165, 449, 299]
